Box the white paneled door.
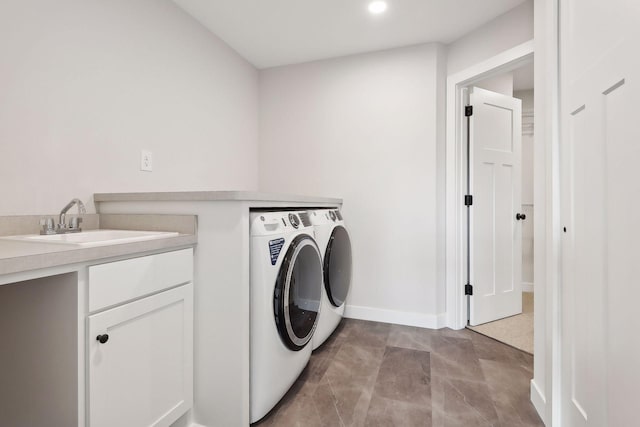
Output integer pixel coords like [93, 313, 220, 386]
[469, 87, 523, 326]
[561, 1, 640, 426]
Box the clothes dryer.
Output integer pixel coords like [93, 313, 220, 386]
[249, 211, 323, 423]
[309, 209, 352, 350]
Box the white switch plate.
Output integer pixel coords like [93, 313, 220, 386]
[140, 150, 153, 172]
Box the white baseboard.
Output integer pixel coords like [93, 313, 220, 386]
[530, 379, 546, 425]
[344, 304, 446, 329]
[522, 282, 534, 293]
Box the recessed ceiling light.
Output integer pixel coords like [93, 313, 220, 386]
[368, 1, 388, 15]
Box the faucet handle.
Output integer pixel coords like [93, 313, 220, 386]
[40, 217, 55, 235]
[69, 217, 83, 231]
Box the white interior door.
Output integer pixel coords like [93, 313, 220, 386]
[468, 87, 523, 326]
[560, 1, 640, 425]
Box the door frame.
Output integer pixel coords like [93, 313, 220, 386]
[445, 40, 534, 330]
[445, 7, 563, 422]
[444, 37, 552, 417]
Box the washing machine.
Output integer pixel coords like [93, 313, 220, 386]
[250, 210, 323, 423]
[310, 208, 353, 350]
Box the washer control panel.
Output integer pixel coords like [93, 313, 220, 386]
[288, 213, 300, 229]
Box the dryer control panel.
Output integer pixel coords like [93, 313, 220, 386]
[250, 211, 315, 236]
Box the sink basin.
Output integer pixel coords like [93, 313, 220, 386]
[2, 229, 179, 247]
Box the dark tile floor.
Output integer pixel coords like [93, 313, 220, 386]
[254, 319, 544, 427]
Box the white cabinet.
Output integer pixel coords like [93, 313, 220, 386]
[89, 249, 193, 312]
[87, 250, 193, 427]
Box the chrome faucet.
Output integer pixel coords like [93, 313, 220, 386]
[57, 198, 86, 233]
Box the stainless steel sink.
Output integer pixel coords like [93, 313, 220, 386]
[1, 229, 179, 247]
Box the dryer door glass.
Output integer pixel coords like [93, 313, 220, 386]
[274, 235, 322, 351]
[324, 225, 352, 307]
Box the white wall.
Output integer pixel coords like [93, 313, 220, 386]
[474, 72, 514, 96]
[0, 0, 259, 215]
[259, 44, 447, 326]
[532, 0, 554, 422]
[258, 1, 534, 327]
[515, 90, 535, 204]
[515, 89, 534, 287]
[517, 88, 535, 110]
[447, 0, 534, 75]
[435, 45, 448, 318]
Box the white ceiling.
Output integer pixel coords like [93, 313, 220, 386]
[172, 0, 528, 69]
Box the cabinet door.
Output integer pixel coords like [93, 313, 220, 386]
[88, 284, 193, 427]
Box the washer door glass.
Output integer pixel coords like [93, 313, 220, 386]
[324, 225, 352, 307]
[274, 234, 322, 351]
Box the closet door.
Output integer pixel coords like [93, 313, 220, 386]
[560, 1, 640, 425]
[468, 87, 523, 326]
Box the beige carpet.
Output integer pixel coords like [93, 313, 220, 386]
[467, 292, 534, 354]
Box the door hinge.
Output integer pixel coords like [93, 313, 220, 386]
[465, 284, 473, 296]
[465, 105, 473, 117]
[464, 195, 473, 206]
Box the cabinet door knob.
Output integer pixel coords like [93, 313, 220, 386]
[96, 334, 109, 344]
[516, 213, 526, 221]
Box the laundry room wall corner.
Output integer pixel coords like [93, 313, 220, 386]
[258, 43, 444, 327]
[446, 0, 534, 75]
[435, 42, 448, 321]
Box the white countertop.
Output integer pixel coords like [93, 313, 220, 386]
[0, 233, 196, 276]
[0, 214, 198, 277]
[94, 191, 342, 205]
